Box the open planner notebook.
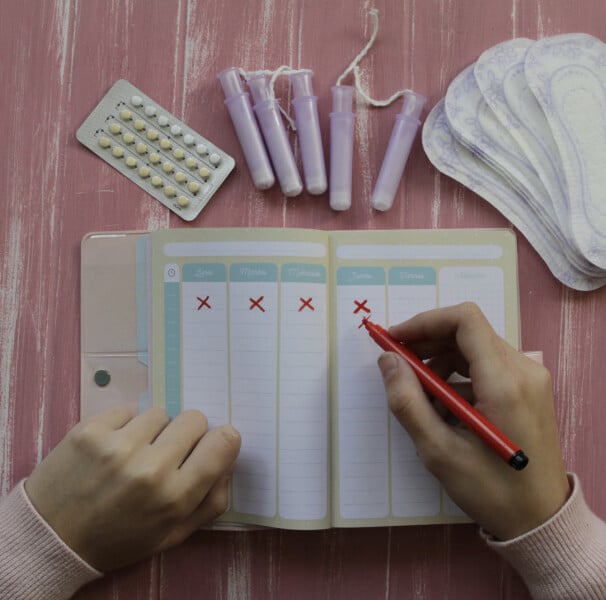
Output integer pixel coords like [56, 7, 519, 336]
[81, 228, 519, 530]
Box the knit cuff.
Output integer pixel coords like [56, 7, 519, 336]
[481, 474, 606, 600]
[0, 480, 102, 600]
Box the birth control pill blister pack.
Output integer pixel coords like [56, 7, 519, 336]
[77, 79, 235, 221]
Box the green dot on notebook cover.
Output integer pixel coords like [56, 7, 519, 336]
[94, 369, 111, 387]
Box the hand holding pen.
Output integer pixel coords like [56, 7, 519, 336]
[364, 316, 529, 470]
[372, 302, 571, 540]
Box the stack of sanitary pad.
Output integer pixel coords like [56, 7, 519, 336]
[423, 34, 606, 291]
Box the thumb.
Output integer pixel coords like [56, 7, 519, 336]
[378, 352, 452, 451]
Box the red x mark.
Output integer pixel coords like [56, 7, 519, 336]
[196, 296, 211, 310]
[298, 297, 315, 312]
[353, 299, 371, 314]
[249, 296, 265, 312]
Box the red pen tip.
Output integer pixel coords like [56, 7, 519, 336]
[360, 315, 371, 329]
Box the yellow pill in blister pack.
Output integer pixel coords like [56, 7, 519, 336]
[134, 119, 146, 131]
[119, 109, 133, 121]
[149, 153, 161, 164]
[123, 132, 135, 145]
[173, 148, 185, 160]
[147, 129, 159, 141]
[185, 157, 197, 169]
[151, 175, 163, 187]
[139, 166, 151, 178]
[162, 162, 174, 174]
[109, 122, 122, 135]
[136, 142, 148, 154]
[111, 146, 125, 158]
[125, 156, 137, 168]
[160, 138, 172, 150]
[174, 171, 187, 184]
[164, 186, 176, 197]
[177, 195, 189, 208]
[198, 167, 211, 180]
[98, 136, 111, 148]
[188, 181, 201, 194]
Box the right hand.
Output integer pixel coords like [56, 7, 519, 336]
[378, 302, 570, 540]
[25, 407, 241, 572]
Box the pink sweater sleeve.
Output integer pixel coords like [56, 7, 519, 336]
[482, 474, 606, 599]
[0, 480, 102, 599]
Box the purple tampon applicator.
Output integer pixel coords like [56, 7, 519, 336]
[290, 70, 327, 195]
[370, 91, 426, 211]
[247, 73, 303, 197]
[217, 67, 275, 190]
[329, 85, 355, 211]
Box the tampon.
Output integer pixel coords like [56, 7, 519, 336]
[329, 85, 355, 210]
[290, 70, 327, 195]
[371, 91, 426, 211]
[247, 74, 303, 197]
[217, 67, 275, 190]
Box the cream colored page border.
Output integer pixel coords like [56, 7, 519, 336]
[151, 228, 332, 530]
[328, 229, 519, 527]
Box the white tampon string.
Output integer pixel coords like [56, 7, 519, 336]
[352, 65, 411, 107]
[242, 66, 310, 131]
[336, 8, 380, 86]
[268, 65, 299, 130]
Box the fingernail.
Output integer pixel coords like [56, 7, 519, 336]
[378, 352, 401, 378]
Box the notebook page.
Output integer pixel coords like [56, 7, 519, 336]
[330, 229, 519, 527]
[150, 228, 331, 529]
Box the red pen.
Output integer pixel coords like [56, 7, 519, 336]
[362, 318, 529, 471]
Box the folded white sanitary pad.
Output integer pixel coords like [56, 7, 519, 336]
[423, 34, 606, 290]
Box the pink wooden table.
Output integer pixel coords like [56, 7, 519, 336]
[2, 0, 605, 598]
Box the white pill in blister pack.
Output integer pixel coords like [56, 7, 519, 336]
[77, 79, 235, 221]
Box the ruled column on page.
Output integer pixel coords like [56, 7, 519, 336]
[181, 263, 229, 428]
[229, 263, 279, 517]
[438, 265, 505, 516]
[387, 267, 440, 517]
[278, 264, 329, 521]
[335, 267, 390, 520]
[439, 266, 505, 336]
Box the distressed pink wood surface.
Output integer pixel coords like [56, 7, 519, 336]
[1, 0, 605, 598]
